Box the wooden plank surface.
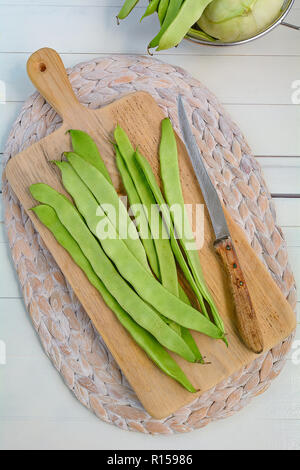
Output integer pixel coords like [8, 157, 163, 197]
[0, 0, 299, 450]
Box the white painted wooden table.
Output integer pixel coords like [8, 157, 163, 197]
[0, 1, 299, 451]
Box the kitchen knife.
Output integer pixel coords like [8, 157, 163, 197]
[178, 95, 264, 354]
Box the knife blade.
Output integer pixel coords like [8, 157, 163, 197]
[177, 95, 264, 354]
[178, 95, 230, 243]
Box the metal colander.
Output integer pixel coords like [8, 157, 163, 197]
[186, 0, 299, 46]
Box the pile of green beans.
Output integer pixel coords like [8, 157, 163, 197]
[117, 0, 215, 51]
[30, 123, 226, 392]
[30, 183, 199, 363]
[31, 205, 196, 392]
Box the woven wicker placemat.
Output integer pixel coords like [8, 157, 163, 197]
[2, 55, 297, 435]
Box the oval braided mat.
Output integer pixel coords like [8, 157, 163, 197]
[2, 55, 297, 435]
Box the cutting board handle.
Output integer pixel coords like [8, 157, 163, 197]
[27, 48, 83, 123]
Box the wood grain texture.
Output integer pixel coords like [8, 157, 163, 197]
[215, 236, 264, 354]
[4, 49, 296, 419]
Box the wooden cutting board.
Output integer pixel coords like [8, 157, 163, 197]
[5, 48, 296, 419]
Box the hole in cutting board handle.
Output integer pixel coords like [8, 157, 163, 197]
[39, 63, 47, 73]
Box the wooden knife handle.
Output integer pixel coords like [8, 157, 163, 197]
[27, 48, 84, 123]
[214, 237, 264, 354]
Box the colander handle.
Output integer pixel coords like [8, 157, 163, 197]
[281, 21, 300, 30]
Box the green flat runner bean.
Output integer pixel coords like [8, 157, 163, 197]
[30, 183, 197, 363]
[32, 204, 196, 392]
[30, 184, 223, 339]
[68, 130, 112, 185]
[159, 118, 226, 336]
[56, 159, 148, 271]
[87, 208, 223, 338]
[157, 0, 214, 50]
[114, 126, 173, 283]
[65, 152, 150, 272]
[159, 120, 208, 281]
[115, 146, 160, 278]
[130, 148, 180, 332]
[118, 0, 140, 19]
[149, 0, 184, 49]
[55, 160, 107, 233]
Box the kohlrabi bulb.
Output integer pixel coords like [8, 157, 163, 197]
[198, 0, 285, 42]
